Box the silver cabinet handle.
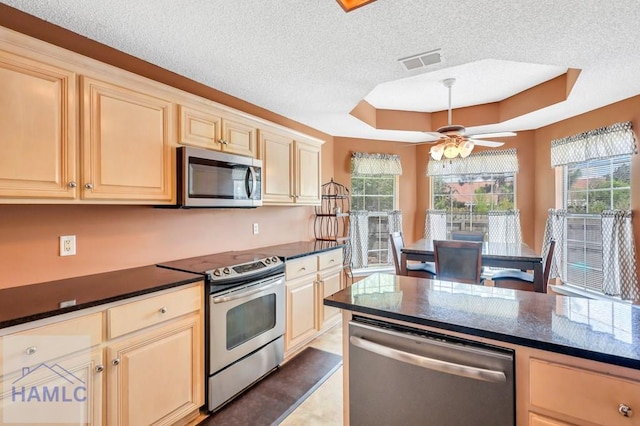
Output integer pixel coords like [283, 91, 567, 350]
[112, 358, 120, 366]
[95, 365, 105, 373]
[159, 307, 167, 314]
[68, 181, 77, 188]
[85, 183, 94, 190]
[619, 403, 633, 417]
[350, 336, 507, 384]
[25, 346, 37, 355]
[218, 139, 228, 145]
[300, 266, 306, 271]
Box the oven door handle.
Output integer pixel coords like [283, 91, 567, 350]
[212, 280, 281, 304]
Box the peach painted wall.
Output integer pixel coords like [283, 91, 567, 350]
[533, 95, 640, 256]
[0, 205, 316, 289]
[333, 138, 418, 242]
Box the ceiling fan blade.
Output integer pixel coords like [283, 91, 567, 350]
[467, 131, 517, 139]
[470, 139, 505, 147]
[422, 132, 444, 139]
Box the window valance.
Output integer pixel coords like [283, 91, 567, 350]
[351, 152, 403, 176]
[550, 121, 637, 167]
[426, 148, 519, 177]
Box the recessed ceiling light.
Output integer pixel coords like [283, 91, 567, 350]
[336, 0, 377, 12]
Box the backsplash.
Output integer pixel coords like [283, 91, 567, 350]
[0, 204, 314, 289]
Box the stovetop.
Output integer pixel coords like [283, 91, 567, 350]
[157, 249, 284, 290]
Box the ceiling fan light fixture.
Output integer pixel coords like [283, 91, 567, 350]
[442, 139, 460, 159]
[459, 140, 475, 158]
[430, 144, 444, 161]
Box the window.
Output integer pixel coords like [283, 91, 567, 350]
[563, 156, 631, 294]
[351, 175, 397, 266]
[431, 173, 515, 237]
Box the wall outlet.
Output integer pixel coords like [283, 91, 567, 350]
[60, 235, 76, 256]
[253, 223, 259, 235]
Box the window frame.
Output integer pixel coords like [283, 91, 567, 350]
[350, 174, 399, 268]
[560, 155, 632, 295]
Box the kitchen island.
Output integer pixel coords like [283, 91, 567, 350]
[325, 273, 640, 426]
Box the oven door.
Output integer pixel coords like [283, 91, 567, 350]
[209, 274, 285, 374]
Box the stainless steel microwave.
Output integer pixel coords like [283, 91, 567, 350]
[177, 146, 262, 208]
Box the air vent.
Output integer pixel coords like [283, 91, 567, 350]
[398, 49, 443, 71]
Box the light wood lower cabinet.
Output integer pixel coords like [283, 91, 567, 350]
[0, 281, 204, 426]
[529, 358, 640, 426]
[106, 314, 202, 426]
[0, 348, 104, 425]
[529, 413, 572, 426]
[285, 248, 344, 357]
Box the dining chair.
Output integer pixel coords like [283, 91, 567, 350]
[433, 240, 483, 285]
[491, 240, 556, 292]
[451, 230, 485, 242]
[389, 232, 436, 278]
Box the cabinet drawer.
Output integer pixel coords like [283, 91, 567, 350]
[108, 285, 201, 339]
[529, 413, 572, 426]
[530, 358, 640, 425]
[0, 313, 102, 375]
[286, 256, 318, 281]
[318, 249, 343, 270]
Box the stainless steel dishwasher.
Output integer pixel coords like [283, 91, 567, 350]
[349, 317, 515, 426]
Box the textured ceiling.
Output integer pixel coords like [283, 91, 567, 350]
[3, 0, 640, 142]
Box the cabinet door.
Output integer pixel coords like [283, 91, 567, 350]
[529, 413, 572, 426]
[294, 140, 321, 205]
[106, 314, 203, 426]
[318, 266, 343, 330]
[285, 275, 317, 353]
[0, 50, 77, 199]
[81, 76, 173, 203]
[259, 130, 294, 204]
[177, 104, 222, 150]
[221, 115, 257, 158]
[0, 348, 103, 425]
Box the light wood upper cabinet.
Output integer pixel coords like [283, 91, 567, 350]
[295, 139, 321, 205]
[259, 129, 295, 203]
[0, 50, 77, 199]
[81, 76, 173, 203]
[178, 103, 257, 157]
[258, 129, 322, 206]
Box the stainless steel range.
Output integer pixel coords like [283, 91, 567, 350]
[158, 251, 285, 412]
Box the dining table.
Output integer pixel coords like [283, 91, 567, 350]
[401, 239, 545, 292]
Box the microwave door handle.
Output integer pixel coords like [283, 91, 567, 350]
[246, 167, 257, 198]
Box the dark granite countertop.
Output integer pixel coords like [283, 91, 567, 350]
[0, 266, 203, 329]
[250, 240, 344, 261]
[324, 273, 640, 370]
[0, 240, 342, 330]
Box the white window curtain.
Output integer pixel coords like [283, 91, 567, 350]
[349, 211, 370, 269]
[424, 209, 447, 241]
[487, 210, 522, 244]
[550, 121, 637, 167]
[387, 210, 403, 264]
[543, 209, 566, 283]
[352, 152, 403, 176]
[601, 210, 640, 300]
[427, 148, 519, 177]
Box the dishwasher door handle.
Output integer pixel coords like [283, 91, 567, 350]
[350, 336, 507, 384]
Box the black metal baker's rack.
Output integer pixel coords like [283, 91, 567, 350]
[314, 178, 351, 273]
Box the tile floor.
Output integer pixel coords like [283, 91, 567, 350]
[279, 324, 344, 425]
[189, 324, 345, 426]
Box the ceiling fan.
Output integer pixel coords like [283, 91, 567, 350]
[423, 78, 516, 160]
